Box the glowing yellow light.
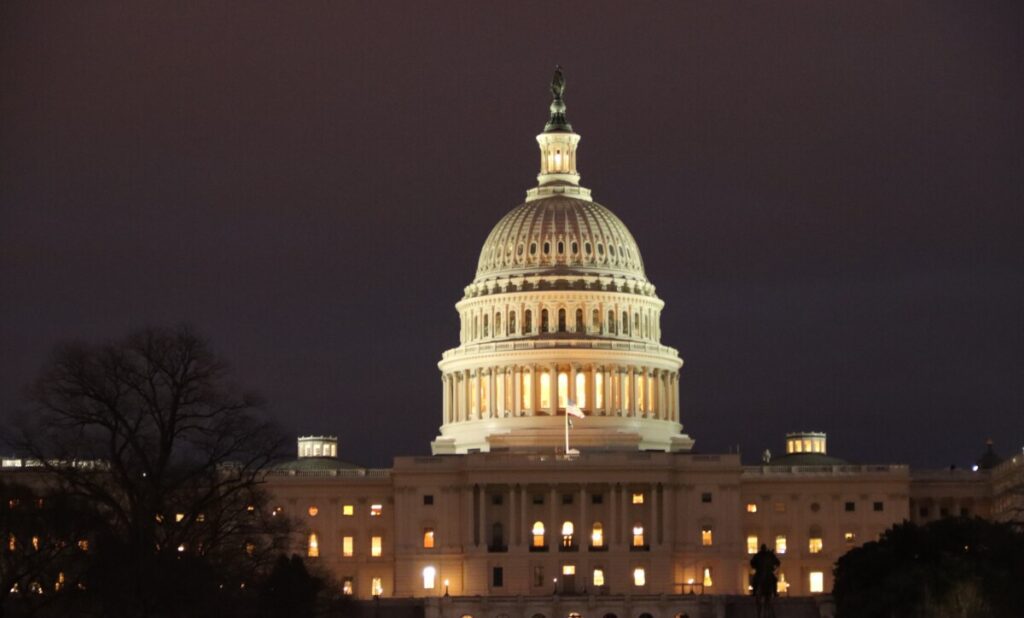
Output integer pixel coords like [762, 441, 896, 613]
[422, 566, 436, 589]
[342, 504, 354, 516]
[343, 536, 353, 557]
[423, 528, 435, 549]
[703, 567, 713, 587]
[307, 506, 318, 517]
[633, 568, 646, 586]
[746, 503, 758, 513]
[809, 537, 823, 554]
[809, 571, 824, 593]
[371, 535, 382, 557]
[747, 535, 759, 554]
[632, 492, 644, 504]
[701, 526, 713, 546]
[593, 568, 605, 586]
[307, 533, 318, 558]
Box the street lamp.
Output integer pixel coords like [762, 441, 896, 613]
[552, 577, 558, 595]
[443, 578, 450, 598]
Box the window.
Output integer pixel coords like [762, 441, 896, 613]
[533, 566, 544, 587]
[845, 501, 855, 512]
[423, 528, 435, 549]
[543, 241, 551, 255]
[492, 494, 503, 506]
[808, 537, 823, 554]
[622, 311, 629, 334]
[371, 536, 383, 557]
[539, 372, 551, 409]
[575, 372, 586, 408]
[632, 524, 645, 547]
[844, 531, 856, 544]
[809, 571, 824, 593]
[571, 241, 578, 254]
[342, 578, 354, 595]
[746, 503, 758, 513]
[561, 521, 575, 547]
[532, 521, 545, 547]
[558, 309, 566, 332]
[307, 533, 319, 558]
[777, 572, 790, 594]
[423, 495, 434, 506]
[591, 493, 603, 505]
[701, 492, 712, 503]
[575, 308, 584, 333]
[703, 567, 713, 588]
[591, 523, 604, 547]
[632, 492, 645, 504]
[422, 566, 436, 589]
[522, 372, 532, 408]
[557, 372, 568, 408]
[371, 577, 383, 596]
[747, 535, 759, 554]
[483, 315, 488, 337]
[308, 506, 318, 517]
[873, 501, 884, 512]
[562, 564, 575, 575]
[701, 526, 713, 546]
[343, 536, 354, 557]
[562, 493, 573, 505]
[608, 310, 616, 334]
[524, 310, 532, 334]
[532, 494, 544, 505]
[509, 311, 517, 334]
[541, 309, 549, 332]
[343, 504, 354, 516]
[775, 535, 787, 554]
[370, 504, 383, 517]
[492, 566, 503, 587]
[774, 502, 786, 513]
[633, 568, 646, 586]
[810, 502, 821, 512]
[593, 568, 605, 586]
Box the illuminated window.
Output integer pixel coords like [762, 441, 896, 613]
[561, 521, 574, 547]
[371, 536, 382, 557]
[77, 539, 89, 552]
[342, 578, 353, 595]
[632, 524, 645, 547]
[175, 513, 185, 522]
[307, 506, 318, 517]
[539, 372, 551, 409]
[701, 526, 713, 546]
[343, 504, 354, 516]
[532, 521, 545, 547]
[844, 531, 856, 544]
[593, 568, 605, 586]
[423, 528, 435, 549]
[343, 536, 354, 557]
[809, 571, 824, 593]
[422, 566, 436, 589]
[747, 535, 759, 554]
[31, 536, 40, 551]
[557, 372, 569, 408]
[562, 564, 575, 575]
[7, 534, 14, 551]
[591, 523, 604, 547]
[703, 567, 713, 588]
[775, 535, 787, 554]
[595, 371, 603, 409]
[371, 577, 383, 596]
[746, 503, 758, 513]
[632, 492, 645, 504]
[808, 537, 823, 554]
[777, 572, 789, 594]
[370, 504, 383, 517]
[575, 372, 586, 408]
[307, 533, 319, 558]
[633, 568, 646, 586]
[245, 541, 255, 556]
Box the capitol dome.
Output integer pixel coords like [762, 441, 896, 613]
[474, 197, 647, 284]
[432, 69, 693, 455]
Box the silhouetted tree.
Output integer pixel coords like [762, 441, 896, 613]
[833, 517, 1024, 618]
[11, 326, 293, 617]
[259, 554, 324, 618]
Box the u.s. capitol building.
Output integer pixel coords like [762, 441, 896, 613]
[263, 72, 1014, 618]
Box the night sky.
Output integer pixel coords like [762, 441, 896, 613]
[2, 2, 1022, 469]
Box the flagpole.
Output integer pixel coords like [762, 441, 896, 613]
[564, 408, 570, 454]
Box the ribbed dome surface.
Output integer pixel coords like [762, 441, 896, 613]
[474, 197, 646, 283]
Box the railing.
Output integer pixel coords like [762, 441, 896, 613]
[442, 339, 679, 360]
[743, 464, 908, 476]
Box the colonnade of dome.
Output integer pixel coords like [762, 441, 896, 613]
[431, 71, 693, 455]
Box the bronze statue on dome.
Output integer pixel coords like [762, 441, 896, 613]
[551, 65, 565, 100]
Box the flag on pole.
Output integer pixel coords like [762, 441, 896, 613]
[566, 399, 585, 419]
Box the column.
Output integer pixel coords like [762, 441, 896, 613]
[488, 368, 497, 418]
[513, 366, 522, 417]
[603, 366, 612, 416]
[496, 367, 505, 417]
[651, 370, 659, 420]
[586, 365, 595, 414]
[547, 363, 557, 416]
[519, 485, 527, 547]
[628, 367, 637, 417]
[442, 375, 450, 424]
[651, 483, 659, 546]
[478, 484, 486, 548]
[530, 365, 538, 415]
[569, 363, 578, 407]
[673, 374, 681, 423]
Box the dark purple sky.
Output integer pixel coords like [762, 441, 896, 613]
[2, 2, 1022, 468]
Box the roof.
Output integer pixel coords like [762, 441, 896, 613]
[274, 457, 362, 472]
[767, 452, 849, 467]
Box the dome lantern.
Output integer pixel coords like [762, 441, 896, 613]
[527, 66, 592, 203]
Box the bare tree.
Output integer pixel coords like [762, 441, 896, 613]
[12, 326, 292, 617]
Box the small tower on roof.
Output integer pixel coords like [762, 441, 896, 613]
[527, 66, 592, 202]
[297, 435, 338, 459]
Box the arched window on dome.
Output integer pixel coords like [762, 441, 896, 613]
[592, 309, 600, 333]
[622, 312, 629, 335]
[524, 310, 532, 334]
[584, 241, 592, 256]
[557, 240, 564, 255]
[473, 316, 479, 340]
[558, 309, 566, 332]
[634, 313, 640, 335]
[575, 309, 584, 333]
[571, 241, 578, 254]
[483, 315, 489, 337]
[530, 242, 538, 256]
[495, 313, 502, 336]
[543, 241, 551, 255]
[509, 311, 517, 335]
[557, 372, 569, 409]
[607, 310, 616, 334]
[541, 309, 550, 333]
